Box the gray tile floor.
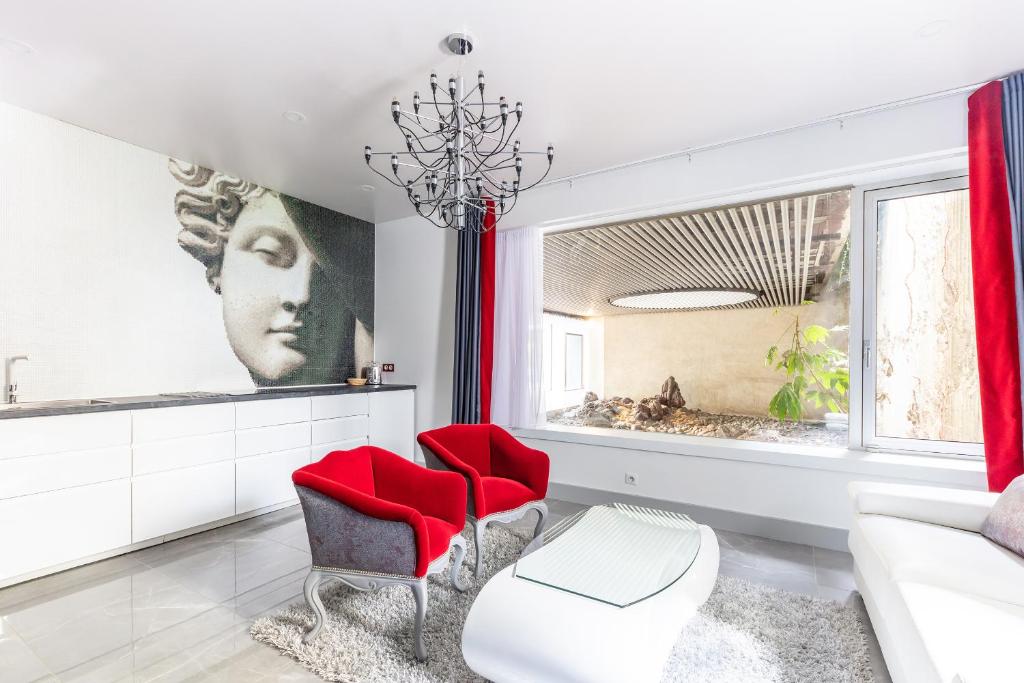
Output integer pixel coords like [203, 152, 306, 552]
[0, 499, 892, 682]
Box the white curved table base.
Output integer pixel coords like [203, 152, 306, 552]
[462, 525, 719, 683]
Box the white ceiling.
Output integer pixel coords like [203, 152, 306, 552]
[0, 1, 1019, 224]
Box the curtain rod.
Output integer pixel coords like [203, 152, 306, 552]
[537, 75, 1004, 190]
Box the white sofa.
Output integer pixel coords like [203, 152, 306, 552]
[849, 481, 1024, 683]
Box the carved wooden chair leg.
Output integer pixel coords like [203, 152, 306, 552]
[410, 579, 428, 661]
[450, 535, 469, 592]
[302, 571, 327, 644]
[533, 501, 549, 540]
[473, 519, 488, 578]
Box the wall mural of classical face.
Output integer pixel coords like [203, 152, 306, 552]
[169, 160, 373, 387]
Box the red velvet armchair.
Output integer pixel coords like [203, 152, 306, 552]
[417, 424, 549, 577]
[292, 446, 468, 661]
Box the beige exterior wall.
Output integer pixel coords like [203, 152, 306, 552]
[602, 296, 848, 419]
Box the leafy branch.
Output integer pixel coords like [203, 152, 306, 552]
[764, 304, 849, 422]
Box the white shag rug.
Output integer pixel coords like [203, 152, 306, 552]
[251, 525, 873, 682]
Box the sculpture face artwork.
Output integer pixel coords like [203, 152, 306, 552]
[170, 160, 373, 386]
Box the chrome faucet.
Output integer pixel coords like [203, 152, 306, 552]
[4, 354, 29, 404]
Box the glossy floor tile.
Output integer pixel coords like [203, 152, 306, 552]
[0, 500, 891, 682]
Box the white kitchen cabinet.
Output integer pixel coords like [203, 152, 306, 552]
[133, 431, 235, 476]
[235, 396, 311, 430]
[0, 411, 130, 459]
[131, 460, 235, 542]
[0, 479, 131, 584]
[132, 403, 234, 442]
[235, 422, 311, 458]
[236, 446, 311, 514]
[312, 414, 369, 446]
[369, 390, 416, 459]
[0, 387, 414, 587]
[311, 393, 369, 421]
[0, 446, 131, 499]
[311, 436, 369, 461]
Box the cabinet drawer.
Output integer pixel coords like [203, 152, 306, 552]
[311, 437, 367, 461]
[235, 397, 311, 430]
[236, 447, 310, 514]
[132, 404, 235, 442]
[0, 479, 131, 584]
[133, 432, 235, 476]
[311, 415, 368, 445]
[236, 422, 310, 458]
[0, 411, 131, 460]
[132, 461, 235, 542]
[0, 446, 131, 499]
[311, 394, 368, 421]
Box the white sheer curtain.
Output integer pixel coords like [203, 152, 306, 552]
[491, 225, 544, 427]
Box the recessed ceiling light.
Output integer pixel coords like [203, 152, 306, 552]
[915, 19, 949, 38]
[0, 37, 34, 55]
[610, 288, 760, 310]
[282, 110, 307, 124]
[360, 184, 375, 192]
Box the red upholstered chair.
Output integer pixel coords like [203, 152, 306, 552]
[417, 424, 549, 577]
[292, 446, 468, 661]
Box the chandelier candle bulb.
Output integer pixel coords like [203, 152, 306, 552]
[391, 99, 400, 123]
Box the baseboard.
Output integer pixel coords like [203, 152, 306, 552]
[548, 482, 850, 552]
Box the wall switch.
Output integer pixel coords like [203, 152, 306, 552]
[382, 363, 395, 372]
[624, 472, 639, 486]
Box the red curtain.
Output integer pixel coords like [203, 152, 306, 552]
[968, 81, 1024, 491]
[479, 200, 497, 423]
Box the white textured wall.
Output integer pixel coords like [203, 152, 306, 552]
[373, 221, 457, 439]
[0, 103, 251, 401]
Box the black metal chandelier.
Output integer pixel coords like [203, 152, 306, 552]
[363, 34, 554, 232]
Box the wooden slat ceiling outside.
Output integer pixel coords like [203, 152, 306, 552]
[544, 189, 851, 317]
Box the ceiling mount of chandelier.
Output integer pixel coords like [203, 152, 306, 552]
[363, 33, 554, 232]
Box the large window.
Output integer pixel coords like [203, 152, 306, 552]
[541, 174, 984, 457]
[543, 190, 852, 446]
[863, 176, 983, 455]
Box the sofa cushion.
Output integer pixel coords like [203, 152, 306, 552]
[981, 474, 1024, 558]
[897, 581, 1024, 682]
[856, 515, 1024, 607]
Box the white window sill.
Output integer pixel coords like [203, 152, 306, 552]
[511, 423, 987, 489]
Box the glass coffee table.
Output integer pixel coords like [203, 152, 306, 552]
[462, 503, 720, 683]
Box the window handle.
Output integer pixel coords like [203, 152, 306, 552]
[863, 340, 871, 369]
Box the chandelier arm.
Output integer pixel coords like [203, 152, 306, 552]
[395, 118, 452, 155]
[366, 163, 411, 189]
[511, 161, 554, 193]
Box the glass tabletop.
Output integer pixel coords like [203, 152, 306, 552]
[513, 503, 702, 607]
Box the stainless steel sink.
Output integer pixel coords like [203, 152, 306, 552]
[0, 398, 113, 410]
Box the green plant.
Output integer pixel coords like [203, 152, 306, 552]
[765, 304, 849, 421]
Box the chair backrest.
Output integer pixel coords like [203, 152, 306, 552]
[298, 447, 377, 496]
[419, 423, 493, 475]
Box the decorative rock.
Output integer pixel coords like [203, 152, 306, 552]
[659, 376, 685, 409]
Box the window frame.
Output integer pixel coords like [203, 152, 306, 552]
[860, 173, 984, 457]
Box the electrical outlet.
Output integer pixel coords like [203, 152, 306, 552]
[624, 472, 639, 486]
[382, 363, 395, 372]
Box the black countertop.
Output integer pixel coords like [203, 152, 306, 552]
[0, 384, 416, 420]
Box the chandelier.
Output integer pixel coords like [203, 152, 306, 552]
[363, 33, 554, 232]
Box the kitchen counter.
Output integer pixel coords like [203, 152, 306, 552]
[0, 383, 416, 420]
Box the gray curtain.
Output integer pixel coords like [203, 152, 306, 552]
[452, 207, 484, 423]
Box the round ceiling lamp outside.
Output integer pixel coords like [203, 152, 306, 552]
[610, 288, 760, 310]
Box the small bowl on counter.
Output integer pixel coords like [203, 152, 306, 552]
[346, 377, 368, 386]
